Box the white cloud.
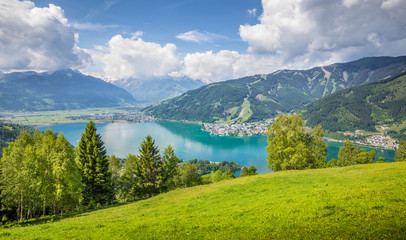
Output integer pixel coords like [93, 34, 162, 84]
[175, 50, 283, 83]
[0, 0, 90, 72]
[381, 0, 404, 9]
[91, 35, 181, 80]
[239, 0, 406, 65]
[176, 30, 225, 43]
[248, 8, 257, 17]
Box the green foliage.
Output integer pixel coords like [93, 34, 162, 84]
[240, 166, 248, 177]
[266, 114, 327, 171]
[161, 145, 180, 191]
[108, 155, 122, 199]
[0, 121, 35, 158]
[117, 154, 141, 202]
[395, 140, 406, 162]
[304, 73, 406, 138]
[248, 166, 258, 175]
[180, 163, 200, 187]
[0, 129, 80, 222]
[2, 162, 405, 239]
[134, 135, 163, 197]
[338, 140, 376, 166]
[326, 158, 338, 168]
[186, 159, 241, 176]
[77, 121, 113, 206]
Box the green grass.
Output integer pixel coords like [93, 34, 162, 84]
[1, 162, 406, 239]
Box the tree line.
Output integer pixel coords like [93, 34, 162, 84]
[266, 114, 406, 171]
[0, 121, 248, 224]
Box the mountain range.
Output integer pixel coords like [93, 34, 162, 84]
[143, 56, 406, 123]
[303, 72, 406, 140]
[0, 69, 136, 111]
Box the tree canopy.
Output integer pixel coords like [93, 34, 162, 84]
[266, 114, 327, 171]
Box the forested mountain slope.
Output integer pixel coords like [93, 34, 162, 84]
[0, 69, 136, 111]
[303, 72, 406, 140]
[144, 56, 406, 122]
[0, 121, 35, 157]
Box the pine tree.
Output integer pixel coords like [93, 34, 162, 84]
[161, 145, 180, 191]
[135, 135, 162, 197]
[77, 121, 113, 206]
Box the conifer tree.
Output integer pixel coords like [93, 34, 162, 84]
[135, 135, 162, 197]
[162, 145, 180, 191]
[77, 121, 113, 206]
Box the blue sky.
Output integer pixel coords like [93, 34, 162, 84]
[1, 0, 406, 83]
[32, 0, 262, 53]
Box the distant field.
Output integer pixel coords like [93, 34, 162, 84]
[1, 162, 405, 239]
[0, 108, 132, 126]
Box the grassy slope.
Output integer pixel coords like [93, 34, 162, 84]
[1, 162, 406, 239]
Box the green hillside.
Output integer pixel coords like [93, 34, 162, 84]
[143, 56, 406, 123]
[1, 162, 405, 239]
[303, 72, 406, 140]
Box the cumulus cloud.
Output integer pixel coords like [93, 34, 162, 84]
[176, 30, 225, 43]
[174, 50, 283, 83]
[92, 35, 182, 80]
[239, 0, 406, 64]
[0, 0, 90, 72]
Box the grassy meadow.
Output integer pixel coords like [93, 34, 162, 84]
[1, 162, 405, 239]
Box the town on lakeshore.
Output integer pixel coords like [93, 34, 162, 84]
[201, 119, 399, 150]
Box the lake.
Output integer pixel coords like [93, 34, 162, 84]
[37, 121, 396, 173]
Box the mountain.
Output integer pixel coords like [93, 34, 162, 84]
[0, 69, 136, 111]
[113, 77, 205, 105]
[143, 56, 406, 123]
[303, 72, 406, 140]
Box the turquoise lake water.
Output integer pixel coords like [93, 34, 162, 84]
[37, 121, 395, 173]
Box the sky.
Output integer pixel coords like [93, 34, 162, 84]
[1, 0, 405, 83]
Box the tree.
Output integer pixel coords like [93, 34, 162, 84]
[77, 121, 113, 206]
[266, 114, 327, 171]
[134, 135, 162, 197]
[338, 140, 356, 166]
[338, 140, 377, 166]
[212, 170, 223, 182]
[52, 133, 81, 216]
[326, 158, 338, 168]
[161, 145, 180, 191]
[109, 154, 122, 198]
[395, 140, 406, 162]
[248, 166, 258, 175]
[180, 163, 200, 187]
[240, 166, 249, 177]
[118, 154, 141, 202]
